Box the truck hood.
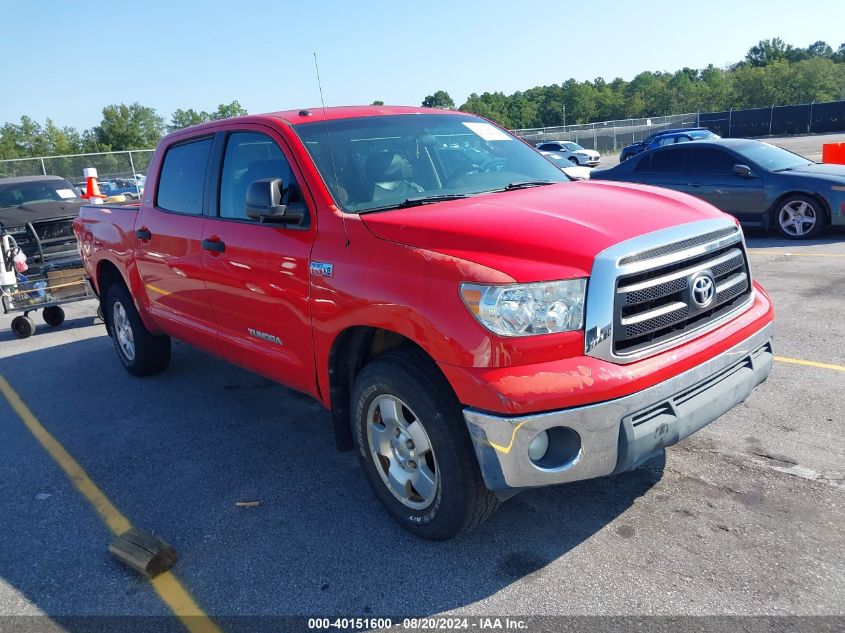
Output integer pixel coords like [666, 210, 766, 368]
[0, 200, 82, 227]
[360, 181, 727, 282]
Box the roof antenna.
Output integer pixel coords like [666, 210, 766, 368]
[313, 52, 349, 248]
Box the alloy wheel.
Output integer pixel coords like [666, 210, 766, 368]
[366, 394, 439, 510]
[778, 200, 817, 237]
[112, 301, 136, 361]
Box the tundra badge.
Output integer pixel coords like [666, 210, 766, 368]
[310, 262, 334, 277]
[248, 328, 283, 346]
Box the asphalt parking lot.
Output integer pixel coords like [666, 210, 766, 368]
[0, 234, 843, 628]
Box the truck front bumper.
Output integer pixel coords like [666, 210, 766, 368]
[463, 322, 773, 494]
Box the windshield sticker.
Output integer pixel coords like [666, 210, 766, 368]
[56, 189, 77, 199]
[462, 122, 513, 141]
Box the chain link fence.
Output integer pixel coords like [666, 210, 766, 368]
[512, 99, 845, 154]
[0, 150, 154, 186]
[513, 114, 701, 153]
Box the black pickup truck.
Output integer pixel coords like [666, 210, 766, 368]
[0, 175, 83, 272]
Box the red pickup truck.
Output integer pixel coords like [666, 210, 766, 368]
[74, 106, 774, 539]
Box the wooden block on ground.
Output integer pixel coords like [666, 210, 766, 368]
[109, 527, 177, 578]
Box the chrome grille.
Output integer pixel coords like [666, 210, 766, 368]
[613, 237, 752, 356]
[618, 227, 738, 265]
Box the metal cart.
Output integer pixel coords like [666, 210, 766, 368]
[2, 260, 96, 339]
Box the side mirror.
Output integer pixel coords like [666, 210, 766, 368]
[733, 164, 753, 178]
[244, 178, 305, 224]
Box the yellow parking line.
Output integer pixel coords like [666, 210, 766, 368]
[0, 374, 221, 633]
[775, 356, 845, 373]
[747, 250, 845, 258]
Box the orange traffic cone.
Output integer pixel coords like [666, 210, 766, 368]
[83, 167, 107, 204]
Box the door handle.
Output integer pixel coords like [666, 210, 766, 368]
[135, 227, 152, 241]
[690, 182, 702, 188]
[202, 237, 226, 254]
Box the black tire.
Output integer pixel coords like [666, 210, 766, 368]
[96, 305, 104, 321]
[11, 315, 35, 339]
[772, 194, 827, 240]
[351, 347, 498, 540]
[105, 283, 171, 376]
[42, 306, 65, 327]
[568, 156, 579, 165]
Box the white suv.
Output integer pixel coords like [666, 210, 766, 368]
[536, 141, 600, 167]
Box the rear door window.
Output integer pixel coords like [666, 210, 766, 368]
[687, 148, 736, 174]
[635, 147, 685, 173]
[156, 137, 213, 214]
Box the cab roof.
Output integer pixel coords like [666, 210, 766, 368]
[162, 106, 469, 142]
[268, 105, 459, 125]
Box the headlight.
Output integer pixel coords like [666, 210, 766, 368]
[576, 152, 589, 156]
[460, 279, 586, 336]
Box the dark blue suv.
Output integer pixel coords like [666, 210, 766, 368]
[620, 128, 719, 161]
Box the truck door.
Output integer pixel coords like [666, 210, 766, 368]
[201, 128, 317, 395]
[135, 135, 218, 352]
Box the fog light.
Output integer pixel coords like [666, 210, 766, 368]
[527, 431, 549, 461]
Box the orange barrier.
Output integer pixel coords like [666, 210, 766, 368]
[821, 143, 845, 164]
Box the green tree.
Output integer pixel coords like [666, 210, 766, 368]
[459, 92, 512, 126]
[422, 90, 455, 109]
[94, 103, 165, 151]
[169, 108, 208, 132]
[808, 40, 833, 59]
[744, 38, 789, 67]
[210, 100, 247, 120]
[698, 65, 733, 111]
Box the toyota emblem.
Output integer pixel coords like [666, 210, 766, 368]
[690, 273, 716, 308]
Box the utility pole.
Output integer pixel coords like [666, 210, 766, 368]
[562, 104, 566, 130]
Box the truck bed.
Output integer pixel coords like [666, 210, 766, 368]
[74, 202, 142, 290]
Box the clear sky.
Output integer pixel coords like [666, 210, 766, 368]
[2, 0, 844, 129]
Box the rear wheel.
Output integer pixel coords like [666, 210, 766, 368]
[351, 347, 498, 540]
[105, 284, 171, 376]
[774, 195, 826, 239]
[42, 306, 65, 327]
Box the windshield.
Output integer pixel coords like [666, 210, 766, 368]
[690, 130, 720, 140]
[0, 179, 79, 208]
[562, 142, 583, 151]
[294, 114, 567, 213]
[737, 142, 812, 171]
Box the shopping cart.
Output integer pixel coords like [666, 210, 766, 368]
[1, 260, 97, 339]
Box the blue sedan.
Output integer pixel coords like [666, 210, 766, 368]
[592, 138, 845, 239]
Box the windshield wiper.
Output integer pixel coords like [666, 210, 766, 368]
[502, 180, 554, 191]
[397, 194, 469, 207]
[358, 194, 470, 213]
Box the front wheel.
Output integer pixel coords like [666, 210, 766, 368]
[105, 284, 171, 376]
[568, 156, 579, 165]
[774, 195, 826, 239]
[351, 347, 498, 540]
[11, 315, 35, 339]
